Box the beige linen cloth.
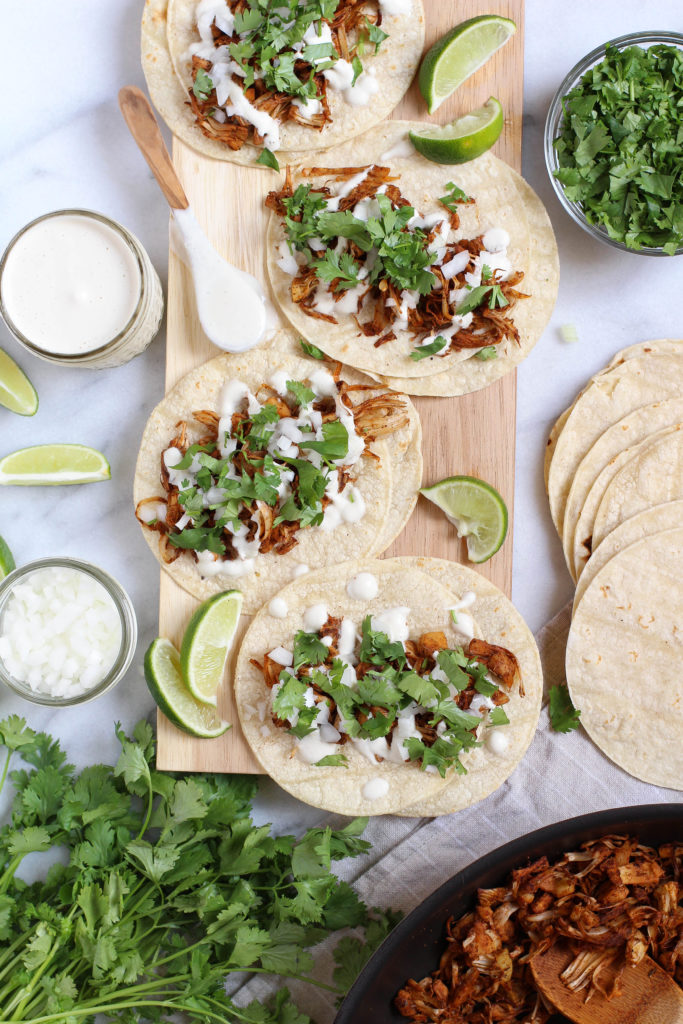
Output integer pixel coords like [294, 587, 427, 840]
[233, 603, 683, 1018]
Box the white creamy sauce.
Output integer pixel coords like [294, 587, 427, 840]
[309, 368, 337, 396]
[172, 208, 266, 353]
[361, 777, 390, 801]
[292, 564, 309, 578]
[303, 603, 328, 632]
[268, 597, 288, 619]
[346, 572, 379, 601]
[297, 729, 339, 764]
[268, 369, 290, 395]
[482, 228, 510, 252]
[1, 213, 141, 354]
[268, 646, 294, 666]
[469, 694, 496, 717]
[321, 480, 366, 531]
[370, 607, 410, 643]
[293, 96, 323, 117]
[380, 138, 416, 161]
[379, 0, 411, 14]
[339, 618, 358, 660]
[486, 729, 509, 755]
[323, 60, 379, 107]
[275, 242, 301, 276]
[451, 612, 475, 642]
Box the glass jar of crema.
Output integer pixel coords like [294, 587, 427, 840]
[0, 209, 164, 368]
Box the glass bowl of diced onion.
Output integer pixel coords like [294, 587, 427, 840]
[544, 30, 683, 256]
[0, 557, 137, 706]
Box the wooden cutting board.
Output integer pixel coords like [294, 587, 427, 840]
[156, 0, 524, 772]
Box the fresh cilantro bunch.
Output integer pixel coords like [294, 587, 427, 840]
[554, 42, 683, 254]
[271, 618, 510, 777]
[166, 386, 350, 555]
[0, 716, 397, 1023]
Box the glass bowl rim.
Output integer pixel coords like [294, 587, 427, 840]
[0, 556, 138, 706]
[544, 29, 683, 257]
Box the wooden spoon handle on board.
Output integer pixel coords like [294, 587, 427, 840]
[531, 942, 683, 1024]
[118, 86, 189, 211]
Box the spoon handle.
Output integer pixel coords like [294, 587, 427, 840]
[118, 86, 189, 211]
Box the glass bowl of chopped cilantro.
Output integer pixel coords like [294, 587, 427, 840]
[544, 31, 683, 256]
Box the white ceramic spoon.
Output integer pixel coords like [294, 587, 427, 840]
[118, 86, 266, 353]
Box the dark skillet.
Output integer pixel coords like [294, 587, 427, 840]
[334, 804, 683, 1024]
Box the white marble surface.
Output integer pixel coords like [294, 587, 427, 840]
[0, 1, 680, 809]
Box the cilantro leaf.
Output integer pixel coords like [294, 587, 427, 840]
[192, 68, 214, 102]
[298, 420, 349, 461]
[410, 336, 447, 361]
[286, 380, 315, 406]
[549, 683, 581, 733]
[439, 182, 470, 213]
[364, 17, 388, 53]
[315, 754, 348, 767]
[475, 345, 498, 361]
[489, 707, 510, 726]
[256, 148, 280, 172]
[292, 631, 329, 670]
[300, 338, 326, 360]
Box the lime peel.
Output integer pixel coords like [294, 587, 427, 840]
[420, 475, 508, 563]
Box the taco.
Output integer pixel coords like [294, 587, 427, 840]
[265, 122, 559, 395]
[142, 0, 424, 166]
[133, 332, 421, 613]
[234, 556, 542, 816]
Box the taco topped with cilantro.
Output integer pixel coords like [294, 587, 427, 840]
[234, 556, 543, 816]
[265, 122, 559, 395]
[142, 0, 425, 165]
[133, 334, 421, 612]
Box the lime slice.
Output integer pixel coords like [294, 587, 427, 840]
[0, 535, 15, 579]
[180, 590, 243, 705]
[145, 637, 230, 738]
[0, 348, 38, 416]
[419, 16, 517, 114]
[420, 475, 508, 563]
[410, 97, 504, 165]
[0, 444, 110, 486]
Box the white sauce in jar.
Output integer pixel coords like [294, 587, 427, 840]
[1, 213, 141, 354]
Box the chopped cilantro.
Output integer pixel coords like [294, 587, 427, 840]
[192, 67, 213, 102]
[293, 631, 329, 670]
[358, 616, 406, 668]
[364, 17, 388, 53]
[298, 420, 349, 461]
[489, 707, 510, 726]
[456, 283, 507, 315]
[553, 42, 683, 253]
[439, 182, 470, 213]
[256, 148, 280, 171]
[300, 338, 326, 360]
[286, 379, 316, 406]
[548, 683, 581, 733]
[410, 336, 448, 361]
[313, 248, 363, 291]
[315, 754, 349, 767]
[351, 55, 363, 86]
[475, 345, 498, 361]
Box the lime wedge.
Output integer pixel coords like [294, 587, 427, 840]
[180, 590, 243, 706]
[0, 535, 15, 579]
[0, 348, 38, 416]
[421, 475, 508, 563]
[419, 16, 517, 114]
[0, 444, 110, 486]
[145, 637, 230, 738]
[410, 97, 504, 165]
